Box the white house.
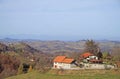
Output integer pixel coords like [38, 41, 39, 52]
[80, 52, 115, 69]
[53, 56, 77, 69]
[80, 52, 102, 63]
[87, 55, 98, 60]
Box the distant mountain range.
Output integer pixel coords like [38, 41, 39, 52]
[0, 38, 120, 54]
[0, 34, 120, 41]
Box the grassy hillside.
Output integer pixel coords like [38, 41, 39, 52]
[1, 40, 120, 79]
[6, 69, 120, 79]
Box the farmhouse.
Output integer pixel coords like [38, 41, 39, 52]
[53, 53, 115, 70]
[53, 56, 77, 69]
[80, 52, 102, 63]
[79, 52, 115, 69]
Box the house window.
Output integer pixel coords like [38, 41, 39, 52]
[54, 62, 57, 64]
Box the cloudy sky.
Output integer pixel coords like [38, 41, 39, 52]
[0, 0, 120, 40]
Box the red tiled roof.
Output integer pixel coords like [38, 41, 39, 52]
[53, 56, 74, 64]
[80, 52, 93, 58]
[62, 58, 74, 63]
[53, 56, 66, 62]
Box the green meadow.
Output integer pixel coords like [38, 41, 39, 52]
[6, 69, 120, 79]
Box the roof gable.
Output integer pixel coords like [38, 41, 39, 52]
[53, 56, 66, 62]
[62, 58, 74, 64]
[53, 56, 74, 64]
[80, 52, 94, 58]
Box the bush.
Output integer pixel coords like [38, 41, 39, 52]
[0, 54, 20, 79]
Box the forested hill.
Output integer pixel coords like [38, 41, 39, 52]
[0, 42, 52, 79]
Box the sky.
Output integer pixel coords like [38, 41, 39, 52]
[0, 0, 120, 40]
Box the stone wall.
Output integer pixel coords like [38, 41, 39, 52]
[83, 63, 115, 69]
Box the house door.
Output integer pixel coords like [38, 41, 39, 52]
[54, 65, 57, 68]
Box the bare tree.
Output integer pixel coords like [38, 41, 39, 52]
[84, 40, 99, 55]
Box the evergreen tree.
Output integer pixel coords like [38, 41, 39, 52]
[17, 64, 23, 74]
[28, 65, 32, 72]
[97, 51, 103, 59]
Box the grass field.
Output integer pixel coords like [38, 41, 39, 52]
[6, 69, 120, 79]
